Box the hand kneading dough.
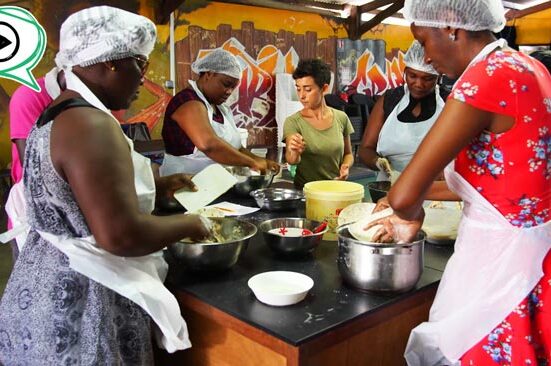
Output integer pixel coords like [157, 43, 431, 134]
[337, 203, 377, 227]
[348, 207, 394, 242]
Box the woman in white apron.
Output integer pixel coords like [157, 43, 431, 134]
[369, 0, 551, 364]
[359, 40, 445, 181]
[0, 7, 211, 365]
[159, 48, 280, 176]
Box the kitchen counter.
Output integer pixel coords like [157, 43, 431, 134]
[157, 192, 454, 366]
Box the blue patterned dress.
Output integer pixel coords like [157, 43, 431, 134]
[0, 121, 154, 364]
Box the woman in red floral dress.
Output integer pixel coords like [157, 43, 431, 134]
[368, 0, 551, 365]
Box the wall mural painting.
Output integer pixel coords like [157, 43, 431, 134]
[192, 38, 299, 148]
[337, 38, 406, 97]
[175, 21, 335, 148]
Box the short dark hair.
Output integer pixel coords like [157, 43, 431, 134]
[531, 50, 551, 73]
[292, 59, 331, 89]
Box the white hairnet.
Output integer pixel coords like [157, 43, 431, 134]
[403, 0, 506, 33]
[191, 49, 242, 79]
[55, 6, 156, 69]
[404, 40, 438, 75]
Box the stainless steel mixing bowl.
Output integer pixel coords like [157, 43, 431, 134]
[227, 166, 274, 196]
[168, 217, 257, 272]
[337, 225, 425, 292]
[250, 188, 304, 211]
[258, 218, 327, 256]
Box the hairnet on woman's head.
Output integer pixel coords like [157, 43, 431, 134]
[404, 40, 438, 75]
[191, 49, 242, 79]
[403, 0, 506, 33]
[55, 6, 156, 69]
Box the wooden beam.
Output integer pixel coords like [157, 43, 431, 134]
[286, 0, 345, 12]
[215, 0, 343, 18]
[506, 1, 551, 20]
[345, 5, 362, 40]
[155, 0, 185, 24]
[359, 0, 396, 14]
[359, 0, 404, 35]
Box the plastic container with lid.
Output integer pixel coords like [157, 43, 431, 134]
[303, 180, 364, 241]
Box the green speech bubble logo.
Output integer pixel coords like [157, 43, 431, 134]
[0, 6, 46, 92]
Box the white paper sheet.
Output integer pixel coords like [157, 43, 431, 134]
[173, 164, 237, 212]
[201, 201, 260, 216]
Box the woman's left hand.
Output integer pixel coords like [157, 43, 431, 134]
[365, 210, 424, 244]
[334, 164, 350, 180]
[156, 173, 197, 198]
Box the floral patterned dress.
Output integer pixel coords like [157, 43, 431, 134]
[451, 50, 551, 365]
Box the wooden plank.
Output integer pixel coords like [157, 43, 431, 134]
[217, 24, 232, 47]
[231, 29, 242, 40]
[242, 21, 254, 56]
[277, 29, 287, 54]
[294, 34, 305, 58]
[189, 25, 203, 68]
[204, 29, 216, 49]
[175, 37, 191, 91]
[265, 31, 276, 48]
[253, 29, 265, 57]
[305, 31, 317, 59]
[285, 31, 296, 55]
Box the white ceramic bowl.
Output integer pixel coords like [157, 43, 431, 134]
[248, 271, 314, 306]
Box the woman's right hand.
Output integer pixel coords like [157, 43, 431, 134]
[287, 133, 305, 154]
[365, 210, 424, 244]
[182, 214, 213, 242]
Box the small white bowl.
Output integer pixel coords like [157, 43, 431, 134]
[248, 271, 314, 306]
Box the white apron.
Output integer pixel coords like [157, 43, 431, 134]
[160, 80, 242, 176]
[0, 70, 190, 353]
[376, 84, 445, 181]
[405, 163, 551, 365]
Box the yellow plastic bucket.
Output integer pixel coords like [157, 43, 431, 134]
[303, 181, 364, 240]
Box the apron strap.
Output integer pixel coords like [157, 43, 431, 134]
[36, 98, 98, 127]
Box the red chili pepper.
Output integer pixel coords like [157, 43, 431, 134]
[313, 221, 328, 234]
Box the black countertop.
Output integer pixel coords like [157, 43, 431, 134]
[165, 193, 454, 347]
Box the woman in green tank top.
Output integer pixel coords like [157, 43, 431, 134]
[283, 59, 355, 188]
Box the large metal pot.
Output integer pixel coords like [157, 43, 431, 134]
[168, 218, 257, 272]
[337, 226, 425, 292]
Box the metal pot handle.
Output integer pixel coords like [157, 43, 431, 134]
[370, 246, 414, 255]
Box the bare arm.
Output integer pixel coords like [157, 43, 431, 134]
[51, 105, 209, 257]
[171, 101, 261, 169]
[14, 139, 26, 163]
[358, 96, 385, 170]
[336, 135, 354, 180]
[239, 147, 280, 173]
